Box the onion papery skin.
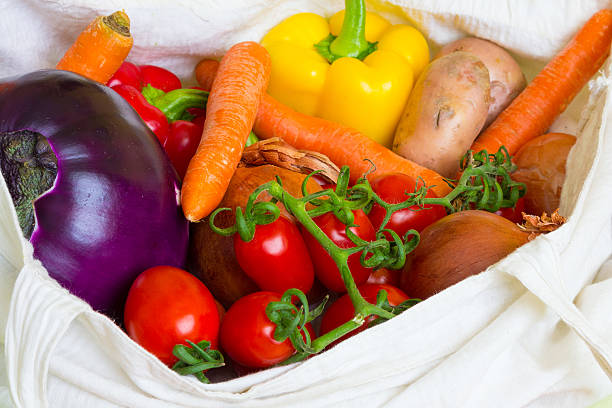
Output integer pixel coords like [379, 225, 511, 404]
[401, 210, 529, 299]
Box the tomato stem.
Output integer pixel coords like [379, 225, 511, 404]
[209, 146, 524, 363]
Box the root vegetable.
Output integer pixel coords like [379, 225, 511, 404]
[188, 165, 321, 307]
[392, 52, 490, 178]
[401, 210, 529, 299]
[436, 37, 526, 128]
[511, 132, 576, 215]
[471, 9, 612, 155]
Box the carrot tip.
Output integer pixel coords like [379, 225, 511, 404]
[103, 10, 131, 37]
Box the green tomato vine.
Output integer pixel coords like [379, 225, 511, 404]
[178, 146, 525, 380]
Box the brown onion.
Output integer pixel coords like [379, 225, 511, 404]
[188, 165, 321, 308]
[400, 210, 529, 299]
[511, 133, 576, 215]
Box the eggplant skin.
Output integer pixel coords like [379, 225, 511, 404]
[0, 70, 189, 320]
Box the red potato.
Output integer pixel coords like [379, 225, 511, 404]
[436, 37, 526, 128]
[392, 52, 490, 178]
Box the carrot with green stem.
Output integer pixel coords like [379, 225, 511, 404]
[56, 10, 133, 83]
[194, 59, 451, 197]
[181, 42, 271, 222]
[472, 9, 612, 155]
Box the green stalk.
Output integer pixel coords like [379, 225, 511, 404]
[282, 318, 364, 364]
[267, 182, 395, 322]
[330, 0, 369, 58]
[142, 85, 209, 122]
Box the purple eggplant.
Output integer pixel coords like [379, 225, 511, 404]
[0, 70, 189, 320]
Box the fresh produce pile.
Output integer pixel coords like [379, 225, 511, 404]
[1, 2, 611, 384]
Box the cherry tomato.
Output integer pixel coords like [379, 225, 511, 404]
[367, 268, 401, 287]
[220, 292, 312, 368]
[163, 120, 203, 179]
[234, 216, 314, 294]
[301, 210, 376, 292]
[311, 174, 336, 191]
[111, 84, 169, 145]
[369, 173, 447, 237]
[139, 65, 182, 92]
[495, 196, 526, 223]
[107, 61, 142, 89]
[320, 283, 409, 344]
[124, 266, 220, 366]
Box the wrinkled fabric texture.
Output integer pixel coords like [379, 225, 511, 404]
[1, 0, 612, 407]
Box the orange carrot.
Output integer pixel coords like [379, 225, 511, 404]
[194, 59, 220, 92]
[181, 42, 271, 222]
[472, 9, 612, 155]
[195, 58, 450, 197]
[254, 96, 451, 197]
[56, 10, 133, 83]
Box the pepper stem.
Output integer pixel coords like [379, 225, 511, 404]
[330, 0, 370, 59]
[141, 85, 209, 122]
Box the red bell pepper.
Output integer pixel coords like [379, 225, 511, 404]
[107, 62, 181, 92]
[111, 84, 208, 149]
[108, 63, 260, 179]
[139, 65, 181, 92]
[112, 84, 170, 145]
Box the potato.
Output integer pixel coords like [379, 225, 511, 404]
[393, 51, 490, 177]
[511, 133, 576, 215]
[188, 165, 321, 308]
[436, 37, 526, 128]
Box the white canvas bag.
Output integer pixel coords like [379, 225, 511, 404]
[1, 0, 612, 406]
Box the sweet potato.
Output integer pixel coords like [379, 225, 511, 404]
[392, 52, 490, 178]
[436, 37, 526, 128]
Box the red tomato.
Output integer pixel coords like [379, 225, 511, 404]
[220, 292, 311, 368]
[124, 266, 220, 366]
[164, 120, 203, 179]
[367, 268, 401, 287]
[107, 61, 142, 89]
[301, 210, 376, 292]
[311, 174, 336, 191]
[495, 196, 526, 223]
[369, 173, 447, 237]
[320, 283, 409, 344]
[234, 217, 315, 294]
[139, 65, 182, 92]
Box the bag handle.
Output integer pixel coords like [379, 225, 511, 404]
[4, 259, 88, 408]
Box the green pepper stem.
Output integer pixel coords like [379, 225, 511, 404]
[330, 0, 369, 59]
[142, 85, 209, 122]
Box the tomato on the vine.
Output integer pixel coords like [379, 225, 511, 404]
[367, 268, 401, 287]
[124, 266, 220, 366]
[233, 216, 314, 294]
[495, 196, 525, 223]
[320, 283, 409, 344]
[368, 173, 447, 238]
[220, 292, 313, 368]
[301, 209, 376, 292]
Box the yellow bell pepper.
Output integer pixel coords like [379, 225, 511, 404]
[261, 0, 429, 147]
